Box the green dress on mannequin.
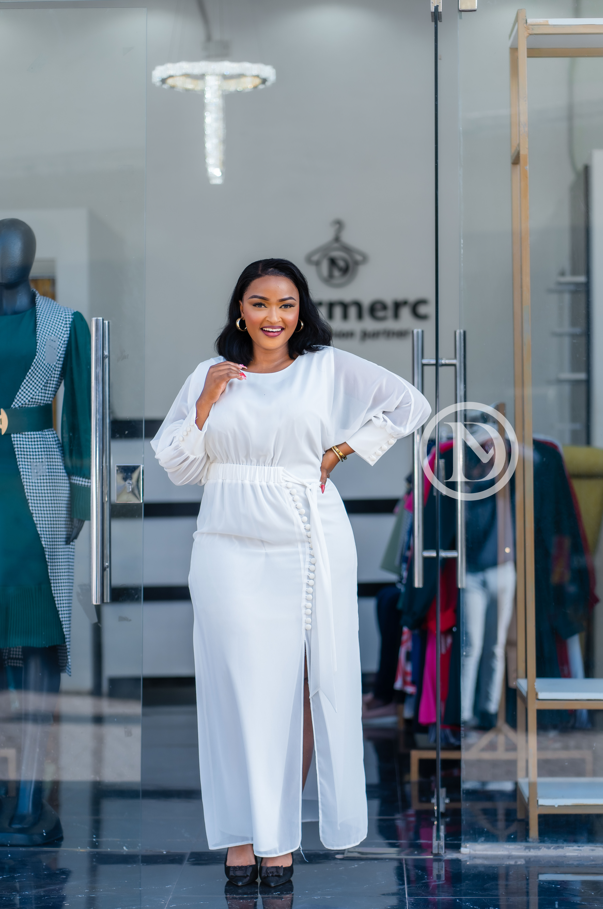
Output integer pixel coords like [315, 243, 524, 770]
[0, 306, 90, 648]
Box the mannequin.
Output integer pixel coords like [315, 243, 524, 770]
[0, 219, 36, 315]
[0, 219, 90, 845]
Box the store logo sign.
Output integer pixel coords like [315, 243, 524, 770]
[419, 403, 519, 501]
[306, 220, 368, 288]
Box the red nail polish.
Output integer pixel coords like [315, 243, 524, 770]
[321, 484, 325, 494]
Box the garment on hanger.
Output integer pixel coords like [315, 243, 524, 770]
[462, 561, 515, 722]
[398, 434, 591, 732]
[365, 496, 413, 706]
[0, 294, 90, 673]
[394, 627, 416, 695]
[462, 460, 516, 723]
[418, 631, 454, 727]
[380, 496, 412, 576]
[540, 438, 598, 616]
[399, 444, 457, 632]
[399, 444, 460, 732]
[532, 439, 591, 679]
[534, 438, 595, 729]
[417, 558, 457, 725]
[371, 584, 405, 704]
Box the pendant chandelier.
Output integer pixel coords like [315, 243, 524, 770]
[152, 60, 276, 185]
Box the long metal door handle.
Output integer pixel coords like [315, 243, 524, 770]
[413, 329, 424, 588]
[412, 328, 466, 589]
[91, 318, 111, 605]
[455, 330, 466, 589]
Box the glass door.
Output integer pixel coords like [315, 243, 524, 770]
[458, 1, 603, 851]
[0, 4, 146, 900]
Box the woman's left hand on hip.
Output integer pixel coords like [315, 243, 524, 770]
[320, 449, 341, 491]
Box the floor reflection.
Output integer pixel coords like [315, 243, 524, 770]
[0, 850, 70, 909]
[2, 849, 603, 908]
[0, 702, 602, 906]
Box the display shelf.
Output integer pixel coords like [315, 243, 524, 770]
[516, 677, 603, 709]
[518, 778, 603, 812]
[510, 18, 603, 55]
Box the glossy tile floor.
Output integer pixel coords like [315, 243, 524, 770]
[2, 704, 603, 907]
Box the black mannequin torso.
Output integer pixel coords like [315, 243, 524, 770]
[0, 219, 36, 316]
[0, 218, 63, 844]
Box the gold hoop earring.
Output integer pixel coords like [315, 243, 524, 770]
[295, 320, 304, 333]
[236, 318, 247, 332]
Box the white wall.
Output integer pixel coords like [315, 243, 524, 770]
[145, 0, 458, 420]
[0, 6, 146, 418]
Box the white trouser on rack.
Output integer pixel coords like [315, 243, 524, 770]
[461, 561, 516, 722]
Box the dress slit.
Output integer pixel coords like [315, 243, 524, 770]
[303, 639, 325, 839]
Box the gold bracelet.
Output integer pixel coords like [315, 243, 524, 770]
[331, 445, 347, 462]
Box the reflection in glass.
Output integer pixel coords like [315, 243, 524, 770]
[0, 649, 62, 843]
[460, 4, 603, 847]
[0, 4, 145, 867]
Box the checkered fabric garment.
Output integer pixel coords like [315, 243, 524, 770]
[3, 294, 83, 674]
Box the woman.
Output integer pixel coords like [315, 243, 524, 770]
[152, 259, 430, 887]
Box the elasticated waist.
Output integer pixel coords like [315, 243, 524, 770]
[0, 404, 53, 435]
[207, 463, 286, 485]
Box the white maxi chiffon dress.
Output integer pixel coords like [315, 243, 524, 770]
[151, 346, 430, 857]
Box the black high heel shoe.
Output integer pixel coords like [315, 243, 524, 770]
[259, 860, 294, 889]
[224, 851, 259, 887]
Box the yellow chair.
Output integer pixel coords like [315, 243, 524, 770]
[563, 446, 603, 554]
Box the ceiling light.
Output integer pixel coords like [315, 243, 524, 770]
[152, 60, 276, 185]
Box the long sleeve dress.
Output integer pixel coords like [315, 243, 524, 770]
[0, 294, 90, 673]
[152, 346, 430, 857]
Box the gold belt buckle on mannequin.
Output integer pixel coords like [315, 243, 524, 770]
[0, 409, 7, 435]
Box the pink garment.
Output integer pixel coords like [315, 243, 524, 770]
[418, 630, 453, 726]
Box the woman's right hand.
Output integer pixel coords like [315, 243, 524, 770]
[195, 362, 246, 430]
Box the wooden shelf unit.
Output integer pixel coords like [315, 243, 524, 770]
[510, 10, 603, 841]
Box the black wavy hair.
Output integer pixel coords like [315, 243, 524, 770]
[215, 258, 332, 366]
